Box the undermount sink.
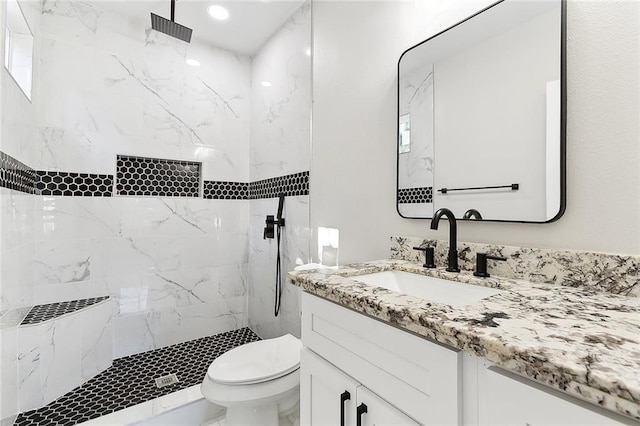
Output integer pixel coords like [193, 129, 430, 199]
[352, 270, 501, 307]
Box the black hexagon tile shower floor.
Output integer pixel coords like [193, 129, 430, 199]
[14, 328, 261, 426]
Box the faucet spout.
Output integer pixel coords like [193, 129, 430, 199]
[463, 209, 483, 220]
[430, 208, 460, 272]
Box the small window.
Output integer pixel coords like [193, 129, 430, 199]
[4, 0, 33, 100]
[399, 113, 411, 154]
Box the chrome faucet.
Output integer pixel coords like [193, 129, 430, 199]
[430, 208, 460, 272]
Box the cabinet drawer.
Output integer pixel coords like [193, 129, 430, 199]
[302, 292, 461, 425]
[481, 366, 635, 425]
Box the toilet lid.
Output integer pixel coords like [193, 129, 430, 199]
[207, 334, 302, 385]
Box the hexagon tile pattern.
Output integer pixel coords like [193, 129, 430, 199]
[36, 171, 113, 197]
[0, 150, 36, 194]
[249, 171, 309, 199]
[397, 186, 433, 204]
[20, 297, 110, 325]
[116, 155, 201, 197]
[14, 328, 261, 426]
[203, 180, 249, 200]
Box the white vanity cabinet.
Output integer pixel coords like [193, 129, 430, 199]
[300, 292, 462, 425]
[478, 362, 633, 426]
[300, 292, 639, 426]
[302, 348, 419, 425]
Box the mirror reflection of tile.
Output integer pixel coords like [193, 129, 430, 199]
[4, 0, 33, 99]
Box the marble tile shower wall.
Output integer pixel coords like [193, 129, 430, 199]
[1, 1, 41, 422]
[248, 3, 311, 339]
[28, 0, 253, 359]
[1, 0, 311, 421]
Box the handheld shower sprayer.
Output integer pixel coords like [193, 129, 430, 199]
[263, 195, 286, 316]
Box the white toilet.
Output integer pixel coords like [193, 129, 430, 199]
[201, 334, 302, 426]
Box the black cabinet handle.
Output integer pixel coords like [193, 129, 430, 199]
[356, 403, 368, 426]
[340, 391, 351, 426]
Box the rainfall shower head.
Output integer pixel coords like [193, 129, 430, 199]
[151, 0, 192, 43]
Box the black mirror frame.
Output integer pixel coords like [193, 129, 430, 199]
[396, 0, 566, 224]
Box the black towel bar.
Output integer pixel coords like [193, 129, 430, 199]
[438, 183, 519, 194]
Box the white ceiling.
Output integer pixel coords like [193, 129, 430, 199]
[98, 0, 305, 55]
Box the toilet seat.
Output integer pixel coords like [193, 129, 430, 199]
[207, 334, 302, 385]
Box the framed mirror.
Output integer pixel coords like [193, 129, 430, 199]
[397, 0, 565, 223]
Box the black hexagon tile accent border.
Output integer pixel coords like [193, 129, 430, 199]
[203, 180, 249, 200]
[116, 155, 201, 197]
[36, 171, 113, 197]
[20, 297, 110, 325]
[14, 328, 261, 426]
[398, 186, 433, 204]
[0, 151, 36, 194]
[2, 150, 310, 200]
[249, 171, 309, 199]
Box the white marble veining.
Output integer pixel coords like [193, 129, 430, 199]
[248, 196, 308, 340]
[247, 2, 311, 340]
[17, 298, 113, 411]
[0, 324, 19, 422]
[0, 190, 36, 312]
[33, 238, 91, 286]
[113, 311, 156, 358]
[3, 0, 311, 418]
[16, 324, 41, 412]
[289, 259, 640, 421]
[31, 194, 250, 355]
[81, 300, 113, 381]
[33, 279, 109, 306]
[37, 1, 251, 180]
[114, 296, 247, 358]
[1, 2, 40, 419]
[249, 2, 311, 182]
[38, 314, 83, 406]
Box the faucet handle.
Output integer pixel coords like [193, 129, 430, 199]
[413, 246, 436, 269]
[473, 253, 507, 278]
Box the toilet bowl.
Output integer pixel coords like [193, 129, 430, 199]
[201, 334, 302, 426]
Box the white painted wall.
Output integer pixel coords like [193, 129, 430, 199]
[311, 0, 640, 264]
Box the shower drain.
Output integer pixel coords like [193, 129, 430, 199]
[155, 373, 179, 388]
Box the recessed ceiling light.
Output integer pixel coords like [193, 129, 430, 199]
[261, 81, 272, 87]
[208, 5, 229, 21]
[186, 58, 201, 67]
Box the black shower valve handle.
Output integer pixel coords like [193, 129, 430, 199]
[413, 246, 436, 269]
[264, 215, 285, 240]
[264, 215, 275, 239]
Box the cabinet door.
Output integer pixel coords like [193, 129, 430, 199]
[481, 366, 633, 425]
[355, 386, 421, 426]
[301, 348, 360, 426]
[302, 292, 461, 425]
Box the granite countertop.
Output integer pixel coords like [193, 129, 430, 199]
[288, 259, 640, 421]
